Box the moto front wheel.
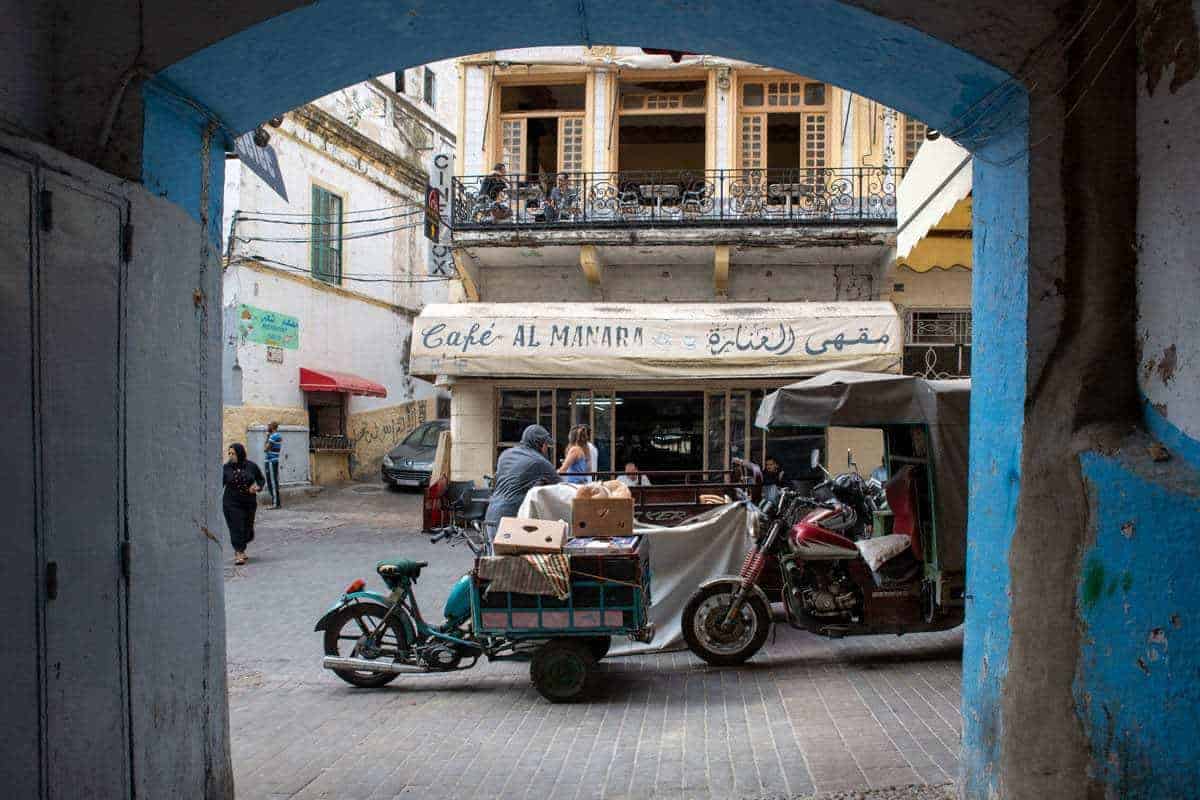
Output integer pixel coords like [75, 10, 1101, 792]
[530, 638, 597, 702]
[682, 583, 771, 666]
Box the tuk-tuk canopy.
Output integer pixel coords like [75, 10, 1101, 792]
[757, 371, 970, 575]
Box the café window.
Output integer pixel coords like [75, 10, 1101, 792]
[497, 389, 556, 460]
[903, 309, 972, 378]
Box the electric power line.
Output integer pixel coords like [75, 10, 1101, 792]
[233, 208, 424, 226]
[231, 254, 457, 284]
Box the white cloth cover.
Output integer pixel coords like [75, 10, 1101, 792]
[518, 484, 753, 654]
[854, 534, 912, 572]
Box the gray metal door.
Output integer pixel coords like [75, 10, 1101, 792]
[38, 173, 131, 798]
[0, 153, 44, 798]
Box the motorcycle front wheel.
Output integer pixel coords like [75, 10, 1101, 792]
[682, 583, 771, 666]
[323, 602, 411, 688]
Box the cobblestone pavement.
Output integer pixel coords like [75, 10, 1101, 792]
[226, 484, 964, 800]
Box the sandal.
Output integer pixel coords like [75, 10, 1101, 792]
[234, 552, 246, 565]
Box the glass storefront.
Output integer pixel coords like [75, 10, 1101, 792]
[495, 386, 826, 487]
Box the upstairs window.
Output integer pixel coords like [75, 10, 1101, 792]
[310, 185, 343, 285]
[618, 80, 706, 112]
[394, 70, 406, 94]
[500, 83, 586, 112]
[423, 68, 437, 108]
[904, 118, 928, 166]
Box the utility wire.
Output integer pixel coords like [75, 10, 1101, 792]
[230, 200, 424, 218]
[233, 218, 441, 244]
[233, 208, 424, 226]
[231, 255, 457, 284]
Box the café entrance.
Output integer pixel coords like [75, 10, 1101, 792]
[495, 385, 831, 488]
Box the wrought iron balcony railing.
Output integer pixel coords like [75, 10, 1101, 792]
[451, 167, 900, 230]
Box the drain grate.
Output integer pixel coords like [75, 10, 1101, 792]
[350, 484, 384, 495]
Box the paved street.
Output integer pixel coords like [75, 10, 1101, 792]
[225, 484, 963, 800]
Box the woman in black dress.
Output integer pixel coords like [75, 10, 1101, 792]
[223, 443, 265, 565]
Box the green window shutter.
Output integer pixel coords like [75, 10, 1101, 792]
[310, 186, 344, 285]
[310, 185, 322, 280]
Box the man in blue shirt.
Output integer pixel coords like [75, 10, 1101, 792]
[264, 421, 283, 508]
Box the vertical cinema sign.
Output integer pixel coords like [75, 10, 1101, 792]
[426, 152, 454, 278]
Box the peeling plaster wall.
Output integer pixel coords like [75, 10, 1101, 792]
[222, 266, 435, 414]
[479, 262, 877, 302]
[1062, 3, 1200, 797]
[1076, 443, 1200, 798]
[0, 131, 233, 797]
[1136, 0, 1200, 468]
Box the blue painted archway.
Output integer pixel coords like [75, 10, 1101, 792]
[143, 3, 1030, 796]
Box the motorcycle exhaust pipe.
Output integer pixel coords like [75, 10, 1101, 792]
[323, 656, 413, 675]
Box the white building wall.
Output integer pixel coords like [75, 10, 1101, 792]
[462, 66, 490, 177]
[225, 117, 429, 311]
[223, 267, 436, 413]
[221, 68, 459, 468]
[1137, 35, 1200, 445]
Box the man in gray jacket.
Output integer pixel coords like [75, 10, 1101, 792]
[484, 424, 561, 536]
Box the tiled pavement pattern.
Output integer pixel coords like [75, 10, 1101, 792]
[227, 485, 962, 799]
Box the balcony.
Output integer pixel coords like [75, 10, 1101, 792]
[450, 167, 900, 232]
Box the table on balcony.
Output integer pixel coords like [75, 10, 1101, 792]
[768, 183, 809, 217]
[638, 184, 681, 216]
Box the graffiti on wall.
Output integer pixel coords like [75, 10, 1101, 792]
[349, 399, 433, 479]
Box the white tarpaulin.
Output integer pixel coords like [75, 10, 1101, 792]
[518, 484, 753, 654]
[412, 302, 902, 379]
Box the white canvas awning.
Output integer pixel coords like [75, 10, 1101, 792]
[897, 136, 972, 260]
[410, 302, 902, 380]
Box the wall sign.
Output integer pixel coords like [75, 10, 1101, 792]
[411, 302, 903, 379]
[426, 152, 455, 278]
[237, 304, 300, 350]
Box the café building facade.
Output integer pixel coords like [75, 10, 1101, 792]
[410, 301, 902, 485]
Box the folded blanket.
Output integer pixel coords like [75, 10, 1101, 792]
[475, 554, 571, 600]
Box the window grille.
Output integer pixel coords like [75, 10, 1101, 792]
[501, 119, 524, 176]
[904, 118, 928, 165]
[767, 81, 804, 107]
[740, 114, 764, 170]
[904, 310, 972, 378]
[559, 117, 585, 173]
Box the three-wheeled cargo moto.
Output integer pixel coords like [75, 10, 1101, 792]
[315, 510, 654, 702]
[682, 370, 969, 665]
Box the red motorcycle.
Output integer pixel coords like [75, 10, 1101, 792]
[682, 450, 963, 665]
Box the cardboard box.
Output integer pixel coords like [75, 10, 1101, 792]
[493, 517, 568, 555]
[571, 496, 634, 538]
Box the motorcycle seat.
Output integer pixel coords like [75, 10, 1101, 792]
[376, 559, 428, 579]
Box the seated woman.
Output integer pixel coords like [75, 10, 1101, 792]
[558, 426, 592, 484]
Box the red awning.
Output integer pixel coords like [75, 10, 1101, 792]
[299, 367, 387, 398]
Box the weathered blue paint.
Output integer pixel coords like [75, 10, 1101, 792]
[139, 3, 1030, 796]
[960, 119, 1029, 798]
[142, 80, 227, 245]
[1077, 450, 1200, 798]
[1143, 397, 1200, 472]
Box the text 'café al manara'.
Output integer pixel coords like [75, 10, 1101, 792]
[410, 302, 903, 487]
